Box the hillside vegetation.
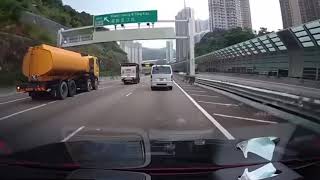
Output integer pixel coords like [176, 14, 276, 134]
[195, 28, 256, 57]
[0, 0, 127, 86]
[195, 27, 272, 57]
[0, 0, 92, 27]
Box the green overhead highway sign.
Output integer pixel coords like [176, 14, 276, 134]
[94, 10, 158, 27]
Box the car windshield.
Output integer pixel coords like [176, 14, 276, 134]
[0, 0, 320, 179]
[152, 66, 171, 74]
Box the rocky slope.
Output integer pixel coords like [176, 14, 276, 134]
[0, 0, 127, 86]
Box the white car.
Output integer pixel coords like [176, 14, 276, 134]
[151, 65, 173, 91]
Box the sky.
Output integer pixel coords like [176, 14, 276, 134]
[62, 0, 283, 48]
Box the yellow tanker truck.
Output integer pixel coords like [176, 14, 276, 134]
[16, 44, 100, 100]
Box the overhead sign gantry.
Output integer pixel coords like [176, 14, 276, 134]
[57, 10, 196, 75]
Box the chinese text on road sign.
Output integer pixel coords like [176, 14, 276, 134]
[94, 10, 158, 27]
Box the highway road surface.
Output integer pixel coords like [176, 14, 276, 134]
[0, 76, 316, 153]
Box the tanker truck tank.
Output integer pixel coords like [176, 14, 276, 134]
[17, 44, 100, 100]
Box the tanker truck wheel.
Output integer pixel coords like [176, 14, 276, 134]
[92, 78, 99, 90]
[68, 80, 77, 97]
[57, 81, 68, 100]
[84, 79, 92, 92]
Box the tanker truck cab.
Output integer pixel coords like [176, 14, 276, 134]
[84, 55, 100, 89]
[16, 44, 100, 100]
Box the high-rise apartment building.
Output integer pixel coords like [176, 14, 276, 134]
[208, 0, 228, 30]
[279, 0, 302, 28]
[208, 0, 252, 31]
[194, 19, 210, 43]
[279, 0, 320, 28]
[225, 0, 242, 28]
[175, 7, 195, 62]
[166, 41, 174, 63]
[119, 41, 143, 65]
[240, 0, 252, 29]
[299, 0, 320, 24]
[195, 19, 209, 33]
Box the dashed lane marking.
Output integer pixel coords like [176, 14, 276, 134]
[198, 101, 239, 107]
[0, 101, 57, 121]
[174, 81, 235, 140]
[189, 94, 219, 98]
[0, 97, 29, 105]
[186, 90, 207, 93]
[213, 113, 278, 124]
[61, 126, 85, 142]
[0, 104, 46, 121]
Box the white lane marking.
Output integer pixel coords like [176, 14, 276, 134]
[75, 93, 86, 97]
[73, 85, 114, 97]
[74, 86, 113, 97]
[99, 86, 113, 90]
[186, 90, 207, 93]
[0, 97, 29, 105]
[47, 101, 57, 105]
[61, 126, 85, 142]
[173, 81, 235, 140]
[0, 104, 48, 121]
[213, 113, 278, 124]
[184, 88, 204, 91]
[198, 101, 239, 107]
[126, 92, 132, 97]
[189, 94, 219, 98]
[0, 92, 20, 98]
[0, 100, 57, 121]
[98, 79, 120, 85]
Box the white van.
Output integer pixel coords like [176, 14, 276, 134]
[151, 65, 173, 91]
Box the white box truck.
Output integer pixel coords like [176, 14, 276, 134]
[121, 63, 140, 84]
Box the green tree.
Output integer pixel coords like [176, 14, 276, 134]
[257, 27, 271, 36]
[195, 28, 255, 57]
[224, 27, 255, 46]
[0, 0, 23, 22]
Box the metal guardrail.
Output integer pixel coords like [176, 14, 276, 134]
[194, 77, 320, 124]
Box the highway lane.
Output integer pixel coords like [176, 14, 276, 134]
[0, 76, 225, 152]
[0, 79, 120, 119]
[0, 93, 28, 104]
[0, 79, 124, 151]
[0, 76, 317, 154]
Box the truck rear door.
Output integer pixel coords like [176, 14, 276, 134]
[121, 66, 136, 79]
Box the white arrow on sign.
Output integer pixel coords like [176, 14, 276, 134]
[103, 17, 110, 22]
